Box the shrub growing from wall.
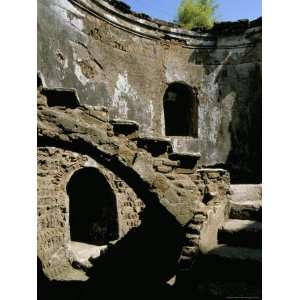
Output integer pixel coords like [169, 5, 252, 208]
[177, 0, 218, 29]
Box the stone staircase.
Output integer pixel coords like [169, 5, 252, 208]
[193, 184, 262, 299]
[109, 118, 202, 175]
[38, 88, 260, 297]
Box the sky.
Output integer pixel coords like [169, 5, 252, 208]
[121, 0, 262, 22]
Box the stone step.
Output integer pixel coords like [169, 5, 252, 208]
[230, 199, 262, 221]
[209, 244, 261, 263]
[168, 152, 201, 174]
[230, 184, 262, 203]
[200, 244, 261, 277]
[197, 168, 228, 177]
[195, 279, 262, 299]
[152, 157, 180, 174]
[109, 119, 139, 139]
[192, 244, 261, 298]
[136, 135, 173, 157]
[218, 219, 262, 248]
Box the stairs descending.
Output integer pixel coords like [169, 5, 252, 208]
[230, 184, 262, 221]
[218, 219, 262, 248]
[194, 184, 262, 299]
[64, 109, 261, 297]
[109, 118, 202, 175]
[109, 119, 140, 140]
[38, 88, 261, 298]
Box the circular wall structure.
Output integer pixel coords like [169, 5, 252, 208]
[38, 0, 261, 181]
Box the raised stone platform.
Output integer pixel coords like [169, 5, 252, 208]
[230, 199, 262, 221]
[208, 244, 261, 263]
[218, 219, 262, 248]
[192, 245, 261, 298]
[230, 184, 262, 203]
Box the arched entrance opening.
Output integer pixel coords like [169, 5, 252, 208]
[163, 82, 198, 137]
[67, 167, 118, 246]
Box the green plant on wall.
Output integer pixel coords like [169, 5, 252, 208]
[177, 0, 218, 30]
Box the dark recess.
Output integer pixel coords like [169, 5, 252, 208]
[38, 206, 185, 299]
[37, 74, 43, 88]
[164, 82, 198, 137]
[67, 167, 119, 245]
[42, 89, 80, 108]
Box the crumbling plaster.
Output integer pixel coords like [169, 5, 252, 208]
[37, 88, 231, 280]
[38, 0, 261, 182]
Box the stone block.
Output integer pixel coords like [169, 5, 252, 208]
[207, 172, 221, 179]
[118, 145, 136, 165]
[137, 135, 173, 157]
[156, 165, 173, 173]
[174, 167, 195, 174]
[162, 159, 180, 167]
[152, 174, 170, 193]
[153, 159, 163, 167]
[132, 152, 155, 185]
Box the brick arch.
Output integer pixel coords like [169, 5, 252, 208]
[37, 94, 224, 281]
[66, 166, 119, 246]
[37, 101, 195, 226]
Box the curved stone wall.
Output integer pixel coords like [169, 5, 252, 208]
[37, 87, 232, 281]
[38, 0, 261, 182]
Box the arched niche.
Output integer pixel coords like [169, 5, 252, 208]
[66, 167, 119, 246]
[163, 82, 198, 137]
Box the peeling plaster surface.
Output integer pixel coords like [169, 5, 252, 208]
[38, 0, 261, 181]
[165, 63, 188, 83]
[50, 0, 85, 31]
[70, 17, 84, 31]
[73, 51, 89, 86]
[112, 72, 131, 118]
[148, 100, 154, 132]
[161, 109, 165, 136]
[53, 0, 85, 16]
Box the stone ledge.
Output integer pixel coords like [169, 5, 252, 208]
[169, 152, 201, 173]
[230, 184, 262, 203]
[197, 168, 227, 173]
[137, 135, 173, 157]
[70, 0, 261, 48]
[218, 220, 262, 248]
[221, 219, 261, 233]
[229, 200, 262, 221]
[110, 119, 140, 138]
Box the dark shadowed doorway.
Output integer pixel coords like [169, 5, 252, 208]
[67, 167, 118, 245]
[163, 82, 198, 137]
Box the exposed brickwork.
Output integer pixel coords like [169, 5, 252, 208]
[113, 179, 145, 236]
[38, 146, 145, 279]
[37, 89, 231, 282]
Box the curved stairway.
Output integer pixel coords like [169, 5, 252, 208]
[38, 87, 259, 298]
[192, 184, 262, 299]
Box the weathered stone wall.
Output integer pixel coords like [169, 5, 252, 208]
[38, 0, 261, 180]
[37, 88, 232, 282]
[37, 146, 145, 279]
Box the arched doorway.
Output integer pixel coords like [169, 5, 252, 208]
[67, 167, 118, 246]
[163, 82, 198, 137]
